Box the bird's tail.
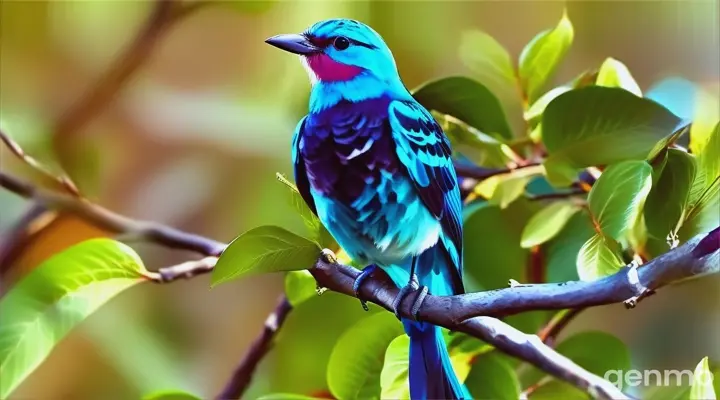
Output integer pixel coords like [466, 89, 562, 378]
[404, 319, 470, 400]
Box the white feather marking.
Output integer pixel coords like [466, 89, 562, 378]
[347, 138, 374, 160]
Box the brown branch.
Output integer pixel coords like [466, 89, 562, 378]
[453, 161, 541, 181]
[215, 296, 293, 400]
[0, 204, 56, 276]
[0, 172, 226, 257]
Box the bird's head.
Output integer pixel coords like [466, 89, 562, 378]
[265, 19, 400, 86]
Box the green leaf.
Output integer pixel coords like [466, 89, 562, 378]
[542, 86, 684, 186]
[518, 10, 574, 103]
[697, 122, 719, 190]
[380, 334, 470, 399]
[545, 210, 594, 282]
[440, 114, 512, 168]
[523, 331, 631, 392]
[284, 270, 318, 307]
[524, 86, 571, 121]
[142, 390, 202, 400]
[0, 239, 147, 399]
[521, 201, 582, 248]
[276, 173, 336, 249]
[465, 353, 521, 400]
[689, 91, 720, 155]
[327, 312, 404, 400]
[212, 225, 320, 287]
[459, 30, 517, 100]
[596, 57, 642, 96]
[679, 175, 720, 241]
[577, 233, 624, 281]
[474, 165, 545, 209]
[690, 357, 717, 400]
[644, 149, 697, 239]
[412, 76, 512, 139]
[588, 161, 653, 239]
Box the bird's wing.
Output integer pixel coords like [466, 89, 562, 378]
[292, 116, 318, 216]
[388, 100, 464, 294]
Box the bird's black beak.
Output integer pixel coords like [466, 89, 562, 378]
[265, 33, 320, 55]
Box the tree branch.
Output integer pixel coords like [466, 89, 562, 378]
[0, 172, 226, 257]
[215, 296, 293, 400]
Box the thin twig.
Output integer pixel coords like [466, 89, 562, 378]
[0, 172, 226, 257]
[453, 161, 541, 181]
[215, 296, 293, 400]
[1, 129, 80, 196]
[0, 204, 56, 275]
[537, 308, 586, 346]
[144, 257, 218, 282]
[527, 188, 586, 201]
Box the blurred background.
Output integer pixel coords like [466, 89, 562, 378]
[1, 0, 718, 399]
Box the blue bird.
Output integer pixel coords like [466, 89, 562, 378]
[266, 19, 469, 400]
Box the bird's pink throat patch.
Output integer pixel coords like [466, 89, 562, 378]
[306, 54, 362, 82]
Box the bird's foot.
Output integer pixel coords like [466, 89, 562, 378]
[320, 248, 338, 264]
[392, 274, 428, 321]
[352, 264, 378, 311]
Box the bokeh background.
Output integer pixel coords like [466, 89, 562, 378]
[1, 0, 719, 399]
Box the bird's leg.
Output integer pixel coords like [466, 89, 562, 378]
[391, 257, 428, 321]
[352, 264, 378, 311]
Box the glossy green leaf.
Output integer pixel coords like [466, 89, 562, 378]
[545, 210, 594, 282]
[518, 10, 574, 103]
[697, 122, 719, 190]
[542, 86, 683, 186]
[474, 165, 545, 209]
[380, 334, 470, 400]
[284, 270, 318, 307]
[459, 30, 517, 100]
[577, 233, 624, 281]
[327, 313, 404, 400]
[644, 150, 697, 239]
[690, 357, 717, 400]
[413, 76, 512, 139]
[524, 86, 571, 121]
[465, 353, 521, 400]
[142, 390, 202, 400]
[269, 293, 378, 394]
[596, 57, 642, 96]
[440, 114, 511, 168]
[588, 161, 653, 239]
[212, 225, 320, 287]
[0, 239, 147, 399]
[521, 201, 582, 248]
[689, 91, 720, 155]
[276, 173, 336, 249]
[679, 176, 720, 241]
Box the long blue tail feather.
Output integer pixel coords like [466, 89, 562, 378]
[404, 319, 470, 400]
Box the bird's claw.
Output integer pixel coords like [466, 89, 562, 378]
[320, 248, 338, 264]
[392, 274, 427, 321]
[352, 265, 378, 311]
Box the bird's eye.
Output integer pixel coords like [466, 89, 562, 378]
[333, 36, 350, 51]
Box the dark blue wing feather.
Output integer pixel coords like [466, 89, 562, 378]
[388, 100, 465, 294]
[292, 116, 318, 216]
